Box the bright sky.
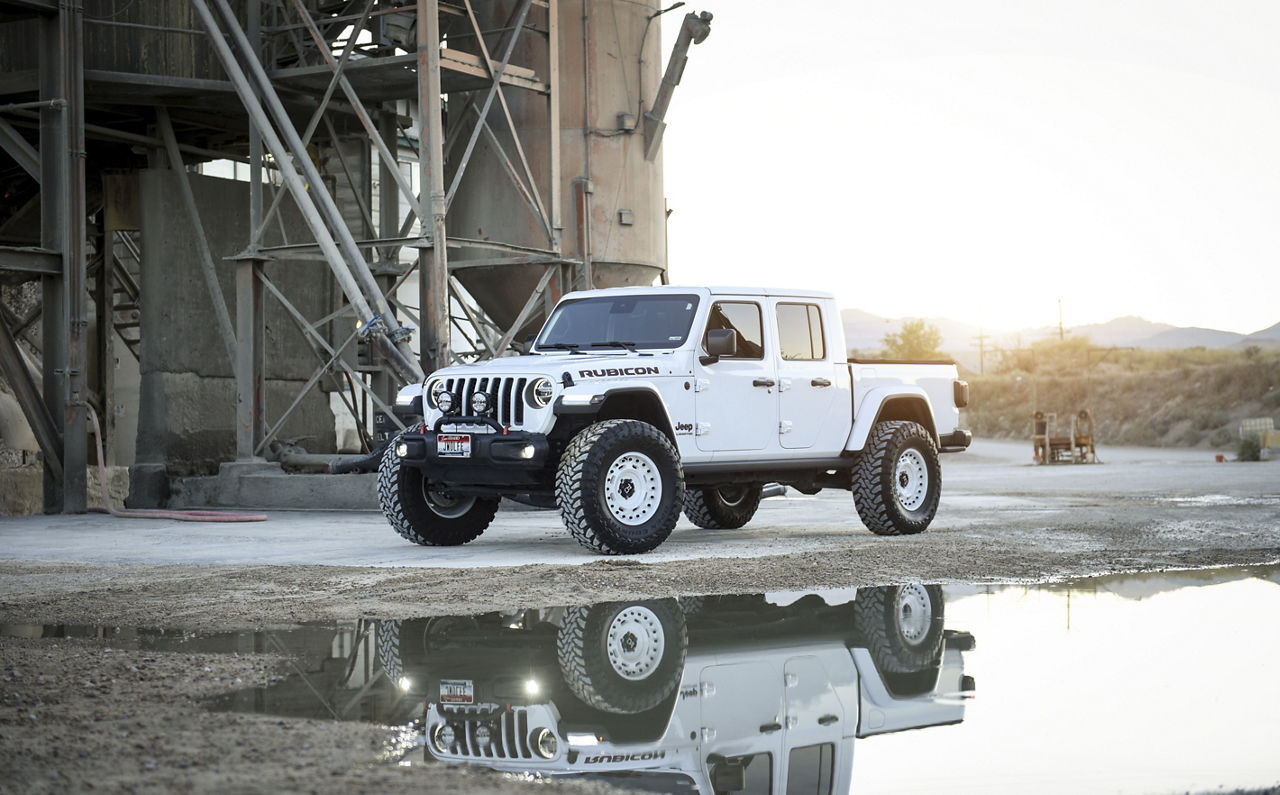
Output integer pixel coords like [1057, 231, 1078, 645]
[661, 1, 1280, 335]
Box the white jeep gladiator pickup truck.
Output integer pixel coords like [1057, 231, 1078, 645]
[382, 286, 970, 554]
[378, 584, 976, 792]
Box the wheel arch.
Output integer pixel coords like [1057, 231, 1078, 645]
[555, 386, 678, 444]
[846, 388, 937, 452]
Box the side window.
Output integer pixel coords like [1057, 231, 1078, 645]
[703, 301, 764, 359]
[785, 744, 834, 795]
[776, 303, 825, 361]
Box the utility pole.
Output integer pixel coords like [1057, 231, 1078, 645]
[972, 327, 990, 374]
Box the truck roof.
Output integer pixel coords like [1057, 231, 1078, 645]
[559, 285, 837, 301]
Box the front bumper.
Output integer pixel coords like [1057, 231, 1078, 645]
[396, 415, 552, 491]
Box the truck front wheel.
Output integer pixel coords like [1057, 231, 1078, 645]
[557, 600, 687, 714]
[852, 420, 941, 535]
[683, 485, 763, 529]
[378, 434, 498, 546]
[556, 419, 684, 554]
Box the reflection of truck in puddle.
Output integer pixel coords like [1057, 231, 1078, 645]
[381, 585, 975, 792]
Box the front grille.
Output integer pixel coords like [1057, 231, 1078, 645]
[440, 376, 528, 427]
[438, 704, 534, 759]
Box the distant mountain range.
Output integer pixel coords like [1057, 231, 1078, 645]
[842, 311, 1280, 372]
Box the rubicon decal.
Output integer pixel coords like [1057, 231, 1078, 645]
[578, 366, 660, 378]
[581, 751, 667, 764]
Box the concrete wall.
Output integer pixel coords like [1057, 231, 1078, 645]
[129, 170, 336, 504]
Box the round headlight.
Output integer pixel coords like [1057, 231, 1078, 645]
[527, 378, 553, 409]
[436, 390, 456, 413]
[474, 724, 492, 746]
[428, 380, 447, 407]
[532, 727, 558, 759]
[470, 391, 491, 415]
[431, 723, 455, 754]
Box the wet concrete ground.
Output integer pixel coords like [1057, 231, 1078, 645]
[0, 439, 1275, 570]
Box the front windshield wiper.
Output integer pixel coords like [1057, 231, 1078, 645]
[590, 340, 638, 352]
[538, 343, 586, 355]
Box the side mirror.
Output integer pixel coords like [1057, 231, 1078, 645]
[701, 328, 738, 365]
[709, 758, 747, 792]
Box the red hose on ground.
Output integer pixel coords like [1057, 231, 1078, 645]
[82, 403, 268, 523]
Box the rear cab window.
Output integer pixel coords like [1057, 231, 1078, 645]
[776, 302, 826, 361]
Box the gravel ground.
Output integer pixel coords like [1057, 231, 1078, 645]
[2, 440, 1278, 793]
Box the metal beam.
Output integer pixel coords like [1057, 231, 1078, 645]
[0, 116, 39, 181]
[0, 246, 60, 276]
[288, 0, 422, 223]
[0, 313, 62, 479]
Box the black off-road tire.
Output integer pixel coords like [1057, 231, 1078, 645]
[378, 431, 499, 546]
[683, 484, 763, 529]
[556, 600, 687, 714]
[375, 619, 404, 685]
[852, 420, 941, 535]
[555, 419, 684, 555]
[855, 584, 945, 674]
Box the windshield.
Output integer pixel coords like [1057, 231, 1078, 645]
[535, 294, 700, 351]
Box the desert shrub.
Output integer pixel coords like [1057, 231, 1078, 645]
[1179, 427, 1203, 446]
[1210, 428, 1234, 446]
[1237, 436, 1262, 462]
[1264, 390, 1280, 411]
[1192, 408, 1229, 431]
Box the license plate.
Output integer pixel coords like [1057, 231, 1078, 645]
[437, 433, 471, 458]
[440, 679, 474, 704]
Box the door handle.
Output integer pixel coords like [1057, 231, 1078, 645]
[759, 722, 781, 734]
[811, 378, 832, 387]
[818, 714, 838, 726]
[752, 378, 776, 388]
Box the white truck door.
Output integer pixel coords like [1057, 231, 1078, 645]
[780, 655, 847, 794]
[699, 661, 785, 793]
[772, 301, 846, 452]
[694, 299, 777, 453]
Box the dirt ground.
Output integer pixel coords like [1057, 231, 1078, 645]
[2, 443, 1279, 793]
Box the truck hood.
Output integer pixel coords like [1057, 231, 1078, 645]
[428, 351, 688, 382]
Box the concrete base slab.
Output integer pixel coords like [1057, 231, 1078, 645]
[170, 464, 379, 511]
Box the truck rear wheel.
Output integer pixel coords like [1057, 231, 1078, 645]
[683, 485, 763, 529]
[557, 600, 687, 714]
[855, 584, 944, 674]
[852, 420, 941, 535]
[556, 419, 684, 554]
[378, 433, 498, 546]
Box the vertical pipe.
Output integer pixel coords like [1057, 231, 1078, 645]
[237, 0, 266, 460]
[96, 231, 115, 465]
[418, 0, 449, 374]
[39, 5, 73, 512]
[547, 0, 562, 255]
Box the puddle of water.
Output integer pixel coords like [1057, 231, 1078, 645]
[5, 567, 1280, 794]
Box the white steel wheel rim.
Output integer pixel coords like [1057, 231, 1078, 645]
[423, 484, 476, 519]
[894, 447, 929, 512]
[895, 584, 933, 646]
[606, 606, 665, 681]
[604, 451, 662, 526]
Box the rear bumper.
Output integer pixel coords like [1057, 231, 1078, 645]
[939, 428, 972, 453]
